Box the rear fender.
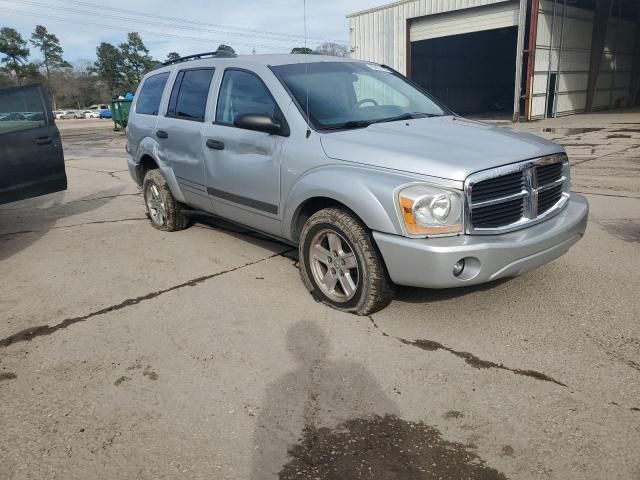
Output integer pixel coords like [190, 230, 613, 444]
[134, 137, 185, 203]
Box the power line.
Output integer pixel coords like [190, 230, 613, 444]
[5, 0, 300, 45]
[1, 6, 291, 51]
[8, 0, 348, 45]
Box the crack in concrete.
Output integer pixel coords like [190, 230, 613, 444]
[0, 193, 142, 211]
[0, 250, 293, 349]
[0, 218, 147, 238]
[572, 145, 638, 166]
[399, 338, 568, 387]
[66, 165, 128, 179]
[573, 191, 640, 200]
[368, 316, 566, 387]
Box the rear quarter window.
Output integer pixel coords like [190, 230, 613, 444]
[136, 72, 170, 116]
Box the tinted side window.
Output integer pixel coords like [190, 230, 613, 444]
[136, 72, 169, 115]
[0, 86, 47, 136]
[216, 70, 277, 125]
[167, 68, 215, 122]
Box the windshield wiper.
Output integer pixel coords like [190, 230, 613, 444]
[321, 112, 440, 131]
[320, 120, 373, 131]
[372, 112, 439, 124]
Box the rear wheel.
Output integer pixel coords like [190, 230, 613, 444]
[299, 208, 394, 315]
[142, 169, 189, 231]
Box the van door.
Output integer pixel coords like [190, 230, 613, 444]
[0, 85, 66, 205]
[154, 68, 216, 211]
[202, 68, 286, 236]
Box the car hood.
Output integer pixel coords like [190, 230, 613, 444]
[319, 116, 563, 182]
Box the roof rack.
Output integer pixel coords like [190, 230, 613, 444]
[161, 50, 237, 67]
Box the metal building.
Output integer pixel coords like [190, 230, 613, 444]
[347, 0, 640, 121]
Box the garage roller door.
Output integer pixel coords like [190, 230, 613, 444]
[410, 2, 520, 42]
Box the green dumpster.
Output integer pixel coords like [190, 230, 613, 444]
[110, 99, 132, 131]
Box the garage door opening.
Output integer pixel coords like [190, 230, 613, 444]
[410, 27, 517, 116]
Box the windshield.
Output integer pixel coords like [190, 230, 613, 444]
[272, 61, 448, 130]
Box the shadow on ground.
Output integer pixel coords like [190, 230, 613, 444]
[0, 186, 128, 262]
[251, 321, 507, 480]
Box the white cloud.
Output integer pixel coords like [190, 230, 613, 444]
[1, 0, 388, 62]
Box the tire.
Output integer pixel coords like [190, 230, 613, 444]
[142, 169, 189, 232]
[299, 207, 394, 315]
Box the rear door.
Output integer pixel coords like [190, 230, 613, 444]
[154, 67, 216, 212]
[0, 85, 66, 204]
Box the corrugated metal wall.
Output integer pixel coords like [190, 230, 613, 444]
[593, 15, 636, 110]
[531, 0, 594, 118]
[348, 0, 512, 74]
[531, 0, 636, 118]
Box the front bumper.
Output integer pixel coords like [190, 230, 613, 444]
[373, 194, 588, 288]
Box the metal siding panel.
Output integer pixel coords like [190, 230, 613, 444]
[596, 72, 613, 90]
[557, 72, 588, 93]
[410, 2, 519, 42]
[562, 18, 592, 50]
[531, 96, 547, 117]
[593, 90, 610, 108]
[614, 72, 631, 89]
[533, 73, 549, 95]
[556, 92, 586, 113]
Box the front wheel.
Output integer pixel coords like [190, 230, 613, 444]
[299, 208, 394, 315]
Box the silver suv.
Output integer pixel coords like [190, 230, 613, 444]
[126, 52, 588, 315]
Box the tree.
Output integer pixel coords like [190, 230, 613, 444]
[52, 60, 108, 109]
[30, 25, 70, 108]
[95, 42, 124, 97]
[315, 42, 349, 57]
[291, 47, 313, 55]
[119, 32, 153, 91]
[216, 44, 235, 55]
[0, 27, 30, 85]
[165, 52, 181, 62]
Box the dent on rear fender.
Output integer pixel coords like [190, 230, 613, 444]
[282, 166, 411, 240]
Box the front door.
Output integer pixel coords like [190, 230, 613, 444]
[202, 68, 286, 236]
[0, 85, 66, 205]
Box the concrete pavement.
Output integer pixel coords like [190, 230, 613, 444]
[0, 114, 638, 479]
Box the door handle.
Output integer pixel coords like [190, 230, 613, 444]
[206, 139, 225, 150]
[156, 130, 168, 139]
[35, 136, 52, 145]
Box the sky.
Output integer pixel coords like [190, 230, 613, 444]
[1, 0, 389, 64]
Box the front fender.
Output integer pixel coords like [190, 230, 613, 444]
[283, 164, 427, 241]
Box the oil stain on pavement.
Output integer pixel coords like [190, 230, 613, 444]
[279, 414, 507, 480]
[0, 372, 17, 382]
[252, 321, 507, 480]
[597, 219, 640, 243]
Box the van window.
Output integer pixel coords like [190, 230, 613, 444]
[167, 68, 215, 122]
[216, 69, 277, 125]
[0, 86, 47, 135]
[136, 72, 170, 116]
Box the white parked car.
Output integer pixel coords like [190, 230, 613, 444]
[87, 104, 109, 111]
[53, 110, 70, 119]
[59, 110, 84, 119]
[83, 110, 100, 118]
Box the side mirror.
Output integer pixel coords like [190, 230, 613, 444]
[234, 113, 282, 135]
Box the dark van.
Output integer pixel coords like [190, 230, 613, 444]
[0, 84, 67, 205]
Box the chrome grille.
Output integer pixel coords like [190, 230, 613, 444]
[465, 154, 570, 234]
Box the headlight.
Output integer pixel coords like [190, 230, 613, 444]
[398, 184, 463, 237]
